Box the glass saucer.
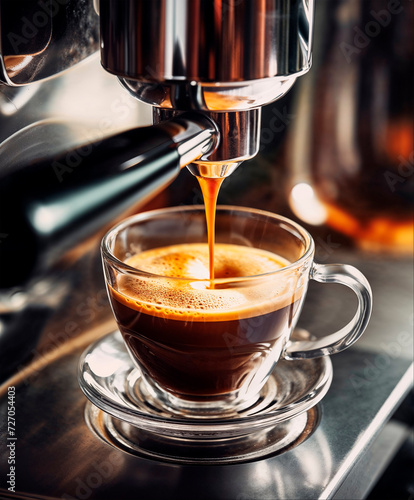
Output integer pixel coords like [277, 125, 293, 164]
[78, 330, 333, 442]
[84, 401, 320, 464]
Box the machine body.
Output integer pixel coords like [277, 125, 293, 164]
[0, 0, 314, 288]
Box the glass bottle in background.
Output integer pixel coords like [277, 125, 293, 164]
[287, 0, 413, 254]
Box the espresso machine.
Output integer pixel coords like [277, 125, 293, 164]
[0, 0, 313, 377]
[0, 0, 313, 290]
[0, 0, 314, 384]
[0, 1, 413, 499]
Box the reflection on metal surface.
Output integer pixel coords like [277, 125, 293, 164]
[154, 107, 261, 165]
[0, 319, 115, 395]
[0, 84, 42, 116]
[0, 0, 99, 86]
[102, 0, 314, 111]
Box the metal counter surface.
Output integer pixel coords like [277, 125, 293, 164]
[0, 251, 413, 500]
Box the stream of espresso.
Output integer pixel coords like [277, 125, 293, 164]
[196, 176, 225, 281]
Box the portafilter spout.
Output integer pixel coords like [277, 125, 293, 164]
[153, 108, 262, 178]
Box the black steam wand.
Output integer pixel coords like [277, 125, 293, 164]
[0, 112, 218, 289]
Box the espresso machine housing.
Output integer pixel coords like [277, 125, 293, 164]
[0, 0, 314, 289]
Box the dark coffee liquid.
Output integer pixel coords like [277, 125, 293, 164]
[108, 243, 301, 399]
[110, 292, 300, 397]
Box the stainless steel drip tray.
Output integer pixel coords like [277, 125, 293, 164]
[0, 323, 412, 500]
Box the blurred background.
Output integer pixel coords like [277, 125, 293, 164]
[220, 0, 413, 257]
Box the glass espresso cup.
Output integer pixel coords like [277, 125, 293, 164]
[102, 206, 372, 415]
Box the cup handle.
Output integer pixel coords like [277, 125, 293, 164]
[284, 263, 373, 360]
